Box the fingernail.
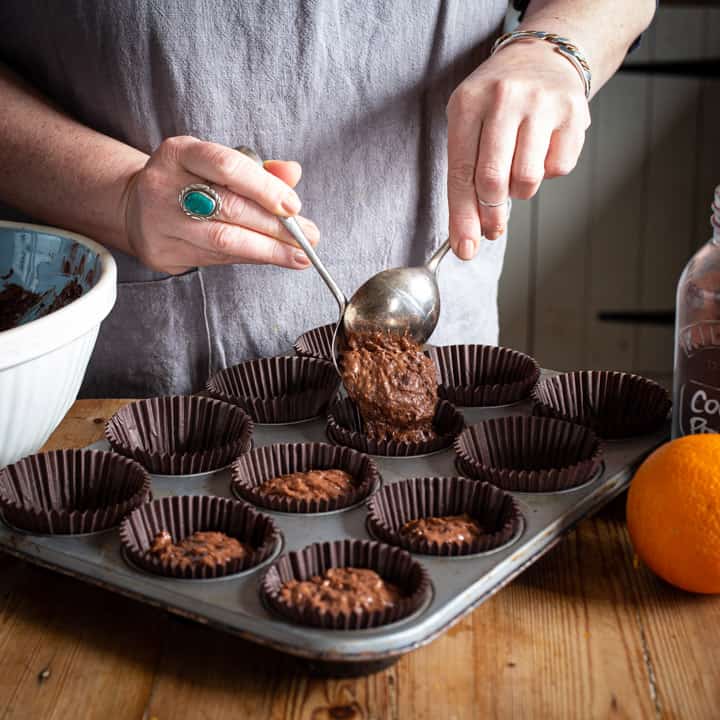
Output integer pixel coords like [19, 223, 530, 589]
[282, 192, 302, 215]
[486, 225, 505, 241]
[459, 238, 475, 260]
[294, 251, 310, 266]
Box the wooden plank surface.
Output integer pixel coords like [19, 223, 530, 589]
[0, 399, 717, 719]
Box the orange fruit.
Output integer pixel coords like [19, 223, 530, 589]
[627, 434, 720, 593]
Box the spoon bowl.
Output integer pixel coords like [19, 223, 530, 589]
[332, 239, 452, 363]
[343, 265, 442, 343]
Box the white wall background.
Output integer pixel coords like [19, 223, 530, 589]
[499, 5, 720, 387]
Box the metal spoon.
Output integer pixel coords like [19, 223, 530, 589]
[341, 239, 451, 346]
[236, 146, 348, 375]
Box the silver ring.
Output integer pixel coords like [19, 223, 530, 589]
[477, 197, 509, 208]
[178, 183, 222, 221]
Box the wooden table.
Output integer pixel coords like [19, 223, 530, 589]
[0, 399, 718, 720]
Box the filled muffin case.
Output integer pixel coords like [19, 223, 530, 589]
[0, 330, 670, 674]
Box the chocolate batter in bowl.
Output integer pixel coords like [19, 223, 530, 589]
[0, 271, 85, 332]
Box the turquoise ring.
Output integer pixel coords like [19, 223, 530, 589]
[178, 183, 222, 221]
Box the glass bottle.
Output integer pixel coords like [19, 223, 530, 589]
[672, 185, 720, 437]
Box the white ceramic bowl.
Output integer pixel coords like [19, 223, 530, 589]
[0, 221, 117, 467]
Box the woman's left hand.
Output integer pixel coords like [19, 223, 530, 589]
[447, 40, 592, 260]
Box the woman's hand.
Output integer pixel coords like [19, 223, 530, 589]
[124, 136, 319, 274]
[447, 40, 591, 259]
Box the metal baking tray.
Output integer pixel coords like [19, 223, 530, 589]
[0, 396, 667, 670]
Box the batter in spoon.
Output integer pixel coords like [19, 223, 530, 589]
[341, 331, 438, 442]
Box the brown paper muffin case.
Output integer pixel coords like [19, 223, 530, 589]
[532, 370, 671, 439]
[0, 449, 151, 534]
[105, 395, 253, 475]
[326, 398, 465, 457]
[260, 539, 430, 629]
[427, 344, 540, 407]
[206, 356, 340, 424]
[119, 494, 279, 579]
[293, 323, 335, 361]
[231, 442, 379, 513]
[455, 456, 481, 481]
[367, 477, 522, 555]
[454, 415, 602, 492]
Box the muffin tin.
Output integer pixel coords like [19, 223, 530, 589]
[0, 335, 669, 673]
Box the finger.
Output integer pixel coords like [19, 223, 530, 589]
[475, 118, 518, 241]
[264, 159, 302, 188]
[447, 88, 483, 260]
[142, 235, 312, 273]
[509, 119, 553, 200]
[183, 220, 313, 269]
[545, 126, 586, 179]
[179, 238, 310, 269]
[168, 138, 303, 217]
[216, 188, 320, 247]
[162, 157, 318, 248]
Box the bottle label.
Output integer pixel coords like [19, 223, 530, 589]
[677, 322, 720, 435]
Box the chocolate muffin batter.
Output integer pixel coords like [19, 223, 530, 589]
[399, 513, 485, 545]
[257, 469, 354, 502]
[0, 277, 84, 332]
[280, 567, 402, 614]
[148, 530, 251, 569]
[341, 332, 438, 442]
[46, 279, 83, 314]
[0, 283, 43, 331]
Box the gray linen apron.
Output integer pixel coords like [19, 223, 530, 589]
[0, 0, 508, 397]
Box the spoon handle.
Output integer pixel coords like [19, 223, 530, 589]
[424, 200, 512, 274]
[425, 238, 451, 274]
[280, 216, 346, 312]
[235, 146, 347, 312]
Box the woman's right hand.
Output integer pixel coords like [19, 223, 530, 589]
[123, 136, 319, 275]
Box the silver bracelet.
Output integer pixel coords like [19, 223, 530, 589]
[491, 30, 592, 100]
